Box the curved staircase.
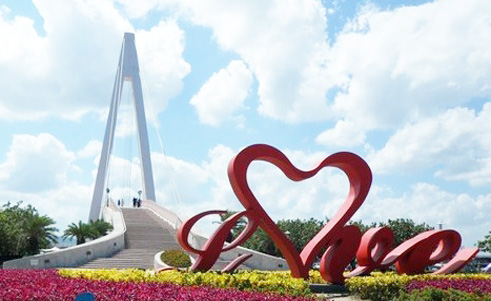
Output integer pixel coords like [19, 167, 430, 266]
[79, 208, 181, 269]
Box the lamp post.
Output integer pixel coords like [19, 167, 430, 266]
[106, 188, 110, 207]
[137, 190, 142, 208]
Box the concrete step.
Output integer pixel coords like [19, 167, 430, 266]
[78, 207, 250, 270]
[78, 208, 184, 269]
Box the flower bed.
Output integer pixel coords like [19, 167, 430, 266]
[407, 277, 491, 294]
[6, 268, 489, 300]
[0, 269, 313, 300]
[59, 269, 312, 297]
[346, 272, 491, 301]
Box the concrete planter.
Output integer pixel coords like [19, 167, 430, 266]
[154, 251, 173, 272]
[154, 251, 194, 272]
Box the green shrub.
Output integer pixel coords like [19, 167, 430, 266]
[396, 287, 491, 301]
[160, 250, 192, 268]
[345, 272, 410, 301]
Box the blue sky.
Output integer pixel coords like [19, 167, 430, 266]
[0, 0, 490, 248]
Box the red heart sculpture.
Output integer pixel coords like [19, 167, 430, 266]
[227, 144, 372, 279]
[177, 144, 478, 283]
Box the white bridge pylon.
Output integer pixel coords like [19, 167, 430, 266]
[89, 32, 157, 222]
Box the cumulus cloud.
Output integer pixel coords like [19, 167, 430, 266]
[316, 120, 366, 147]
[118, 0, 333, 123]
[359, 182, 491, 247]
[0, 133, 93, 233]
[136, 20, 191, 114]
[0, 0, 189, 121]
[0, 133, 75, 192]
[77, 140, 102, 159]
[369, 104, 491, 186]
[116, 0, 491, 131]
[2, 0, 489, 250]
[103, 145, 352, 234]
[0, 0, 131, 120]
[190, 60, 253, 126]
[0, 182, 93, 235]
[329, 0, 491, 133]
[184, 0, 333, 122]
[151, 152, 210, 207]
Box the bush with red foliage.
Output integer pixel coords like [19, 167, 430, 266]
[406, 278, 491, 295]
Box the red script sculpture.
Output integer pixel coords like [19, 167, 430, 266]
[177, 144, 479, 284]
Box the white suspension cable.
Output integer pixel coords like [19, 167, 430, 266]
[140, 70, 184, 215]
[105, 46, 126, 205]
[123, 85, 134, 204]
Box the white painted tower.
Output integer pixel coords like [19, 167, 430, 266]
[89, 33, 156, 221]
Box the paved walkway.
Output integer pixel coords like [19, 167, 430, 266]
[316, 294, 363, 300]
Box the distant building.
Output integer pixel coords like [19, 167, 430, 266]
[466, 251, 491, 272]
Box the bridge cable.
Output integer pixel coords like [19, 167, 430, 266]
[140, 70, 184, 216]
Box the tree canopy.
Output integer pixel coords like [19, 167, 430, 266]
[477, 231, 491, 253]
[379, 218, 434, 247]
[62, 219, 113, 245]
[0, 201, 58, 261]
[219, 211, 434, 259]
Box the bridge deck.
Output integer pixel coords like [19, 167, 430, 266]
[78, 207, 246, 270]
[79, 208, 181, 269]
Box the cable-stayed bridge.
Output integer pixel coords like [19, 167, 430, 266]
[3, 33, 286, 271]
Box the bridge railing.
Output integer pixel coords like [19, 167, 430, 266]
[2, 200, 126, 269]
[140, 200, 201, 250]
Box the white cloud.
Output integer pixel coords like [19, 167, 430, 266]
[329, 0, 491, 133]
[0, 182, 93, 235]
[369, 104, 491, 186]
[0, 0, 133, 120]
[0, 132, 93, 234]
[136, 0, 333, 123]
[120, 144, 354, 235]
[201, 144, 237, 207]
[157, 143, 490, 248]
[2, 0, 489, 253]
[0, 133, 75, 192]
[150, 152, 210, 212]
[316, 120, 366, 147]
[115, 0, 167, 19]
[190, 60, 252, 126]
[0, 0, 189, 121]
[136, 20, 191, 114]
[358, 182, 491, 247]
[77, 140, 102, 159]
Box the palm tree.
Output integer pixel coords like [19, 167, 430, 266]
[25, 215, 58, 255]
[62, 221, 97, 245]
[89, 219, 113, 237]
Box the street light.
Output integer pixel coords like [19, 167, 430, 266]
[106, 188, 110, 206]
